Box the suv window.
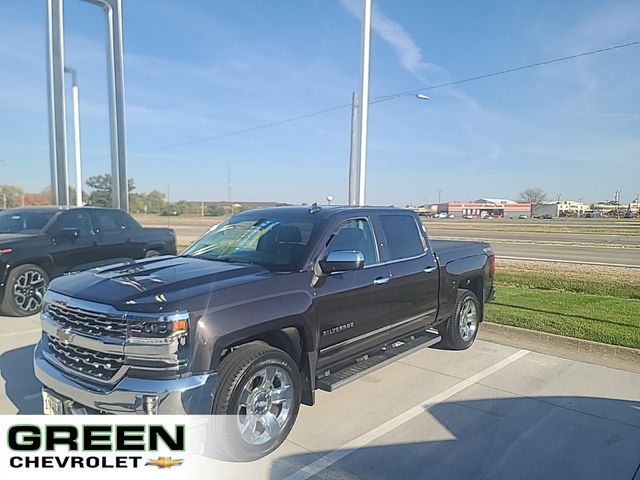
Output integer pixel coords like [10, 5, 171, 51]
[380, 215, 425, 261]
[92, 210, 121, 232]
[57, 211, 92, 236]
[325, 218, 378, 266]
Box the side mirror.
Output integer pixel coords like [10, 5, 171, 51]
[58, 227, 80, 241]
[319, 250, 365, 275]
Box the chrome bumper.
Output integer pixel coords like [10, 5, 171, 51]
[34, 341, 217, 414]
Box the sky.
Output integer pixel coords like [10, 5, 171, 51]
[0, 0, 639, 206]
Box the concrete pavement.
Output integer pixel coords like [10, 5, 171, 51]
[1, 312, 639, 479]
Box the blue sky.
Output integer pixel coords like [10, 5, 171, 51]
[1, 0, 639, 205]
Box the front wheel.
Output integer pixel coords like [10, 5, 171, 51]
[0, 264, 49, 316]
[437, 289, 481, 350]
[211, 342, 301, 461]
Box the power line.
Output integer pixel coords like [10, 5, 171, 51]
[94, 39, 640, 160]
[371, 39, 640, 103]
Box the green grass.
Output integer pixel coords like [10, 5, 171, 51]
[486, 286, 640, 349]
[495, 271, 640, 300]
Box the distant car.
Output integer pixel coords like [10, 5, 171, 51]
[437, 212, 448, 218]
[623, 211, 634, 219]
[539, 214, 553, 220]
[448, 214, 455, 219]
[0, 206, 177, 316]
[518, 214, 528, 219]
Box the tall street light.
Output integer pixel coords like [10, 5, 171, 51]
[356, 0, 372, 206]
[65, 66, 83, 207]
[348, 91, 359, 206]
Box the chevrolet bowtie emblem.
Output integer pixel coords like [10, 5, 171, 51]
[55, 327, 74, 344]
[145, 457, 184, 468]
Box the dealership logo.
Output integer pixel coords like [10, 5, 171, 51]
[7, 424, 185, 470]
[145, 457, 183, 468]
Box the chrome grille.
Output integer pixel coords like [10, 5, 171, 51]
[47, 335, 124, 380]
[47, 303, 127, 340]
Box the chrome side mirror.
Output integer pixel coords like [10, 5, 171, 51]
[319, 250, 365, 274]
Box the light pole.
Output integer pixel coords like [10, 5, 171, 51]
[348, 92, 359, 206]
[356, 0, 372, 206]
[65, 66, 83, 207]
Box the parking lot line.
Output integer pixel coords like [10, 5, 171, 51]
[0, 328, 40, 339]
[285, 349, 530, 480]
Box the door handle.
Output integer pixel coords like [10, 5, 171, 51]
[373, 277, 390, 285]
[423, 266, 437, 273]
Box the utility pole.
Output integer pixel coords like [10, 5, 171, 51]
[348, 91, 359, 206]
[437, 190, 442, 204]
[356, 0, 372, 206]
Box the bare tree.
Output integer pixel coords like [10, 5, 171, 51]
[519, 188, 547, 215]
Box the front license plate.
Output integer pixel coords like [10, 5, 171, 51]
[42, 391, 64, 415]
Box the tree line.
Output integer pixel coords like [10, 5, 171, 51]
[1, 174, 228, 216]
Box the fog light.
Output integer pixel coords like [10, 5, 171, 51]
[142, 395, 159, 415]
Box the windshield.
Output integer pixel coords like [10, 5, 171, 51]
[181, 215, 319, 271]
[0, 210, 56, 234]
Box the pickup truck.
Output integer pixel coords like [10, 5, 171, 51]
[33, 205, 495, 460]
[0, 206, 176, 316]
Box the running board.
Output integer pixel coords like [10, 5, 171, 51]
[317, 330, 441, 392]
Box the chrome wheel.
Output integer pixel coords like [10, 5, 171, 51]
[236, 365, 294, 446]
[13, 269, 47, 313]
[458, 298, 478, 342]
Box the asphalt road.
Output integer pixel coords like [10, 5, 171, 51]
[428, 227, 640, 246]
[1, 314, 639, 479]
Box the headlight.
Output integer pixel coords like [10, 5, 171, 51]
[128, 311, 189, 344]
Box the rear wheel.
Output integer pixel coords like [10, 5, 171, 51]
[211, 342, 301, 461]
[438, 289, 480, 350]
[0, 264, 49, 316]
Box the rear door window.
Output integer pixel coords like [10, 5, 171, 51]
[379, 215, 425, 261]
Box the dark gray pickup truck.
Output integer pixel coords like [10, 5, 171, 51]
[34, 205, 495, 460]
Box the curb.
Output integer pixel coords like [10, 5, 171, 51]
[478, 322, 640, 374]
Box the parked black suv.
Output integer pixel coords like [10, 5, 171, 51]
[0, 206, 176, 316]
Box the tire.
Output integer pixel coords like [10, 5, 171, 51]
[144, 249, 161, 258]
[210, 342, 301, 461]
[0, 264, 49, 317]
[437, 289, 481, 350]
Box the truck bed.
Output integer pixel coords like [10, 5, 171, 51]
[431, 239, 490, 266]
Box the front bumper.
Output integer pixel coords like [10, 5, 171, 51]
[34, 341, 218, 414]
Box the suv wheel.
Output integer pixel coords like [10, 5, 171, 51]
[438, 289, 480, 350]
[211, 342, 301, 461]
[1, 264, 49, 316]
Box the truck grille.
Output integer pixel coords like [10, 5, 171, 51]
[48, 303, 127, 340]
[47, 335, 125, 381]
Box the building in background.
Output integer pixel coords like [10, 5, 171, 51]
[533, 200, 590, 218]
[436, 198, 530, 218]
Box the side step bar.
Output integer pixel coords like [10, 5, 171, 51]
[316, 330, 441, 392]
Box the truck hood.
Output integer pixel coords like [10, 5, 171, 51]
[48, 255, 277, 312]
